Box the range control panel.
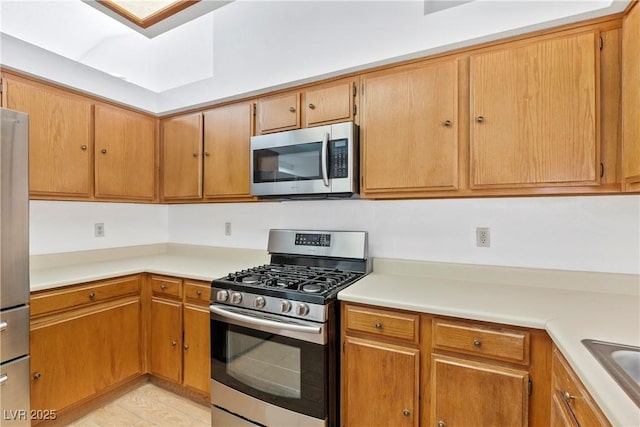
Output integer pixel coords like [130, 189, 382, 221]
[295, 233, 331, 247]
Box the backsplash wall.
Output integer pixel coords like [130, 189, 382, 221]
[30, 196, 640, 274]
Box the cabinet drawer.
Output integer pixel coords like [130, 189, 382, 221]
[552, 347, 611, 427]
[433, 318, 530, 365]
[344, 304, 418, 343]
[149, 276, 182, 299]
[30, 275, 140, 316]
[184, 281, 211, 304]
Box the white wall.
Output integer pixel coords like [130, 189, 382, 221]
[29, 201, 168, 254]
[167, 195, 640, 275]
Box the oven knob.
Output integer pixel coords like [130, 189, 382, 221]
[296, 303, 309, 317]
[230, 292, 243, 304]
[216, 290, 229, 302]
[280, 300, 292, 313]
[254, 296, 266, 309]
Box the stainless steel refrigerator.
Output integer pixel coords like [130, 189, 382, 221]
[0, 108, 30, 426]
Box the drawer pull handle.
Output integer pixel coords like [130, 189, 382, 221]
[88, 292, 96, 300]
[562, 391, 574, 403]
[402, 409, 411, 417]
[473, 339, 482, 347]
[81, 145, 88, 150]
[171, 340, 177, 347]
[33, 372, 42, 380]
[374, 322, 383, 329]
[308, 103, 316, 110]
[443, 120, 452, 127]
[160, 284, 167, 290]
[184, 344, 189, 350]
[289, 106, 296, 113]
[196, 290, 202, 296]
[476, 115, 485, 123]
[437, 421, 446, 427]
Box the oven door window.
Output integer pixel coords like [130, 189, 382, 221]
[253, 142, 323, 183]
[211, 319, 327, 420]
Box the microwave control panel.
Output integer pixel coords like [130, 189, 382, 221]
[331, 139, 349, 178]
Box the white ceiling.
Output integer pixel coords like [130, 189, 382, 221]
[0, 0, 631, 113]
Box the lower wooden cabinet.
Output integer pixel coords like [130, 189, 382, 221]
[431, 354, 529, 427]
[30, 276, 143, 422]
[342, 336, 419, 427]
[149, 297, 183, 382]
[182, 303, 211, 394]
[341, 302, 554, 427]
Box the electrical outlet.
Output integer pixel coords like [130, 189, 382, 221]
[476, 227, 490, 247]
[225, 222, 231, 236]
[95, 223, 105, 238]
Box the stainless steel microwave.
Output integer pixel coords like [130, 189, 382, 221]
[250, 121, 359, 199]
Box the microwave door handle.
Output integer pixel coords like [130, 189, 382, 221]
[210, 305, 322, 334]
[321, 132, 330, 187]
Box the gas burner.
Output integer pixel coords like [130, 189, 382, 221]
[302, 283, 324, 293]
[242, 276, 260, 284]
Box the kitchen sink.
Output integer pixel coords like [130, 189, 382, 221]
[582, 339, 640, 407]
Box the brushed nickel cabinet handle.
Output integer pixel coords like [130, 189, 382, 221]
[88, 292, 96, 300]
[476, 116, 485, 123]
[437, 421, 446, 427]
[473, 339, 482, 347]
[184, 344, 189, 350]
[204, 152, 210, 157]
[196, 290, 202, 296]
[101, 149, 107, 154]
[403, 409, 411, 417]
[33, 372, 42, 380]
[443, 120, 452, 127]
[160, 284, 167, 290]
[374, 322, 383, 329]
[192, 153, 198, 158]
[81, 145, 88, 150]
[171, 340, 177, 347]
[308, 103, 316, 110]
[289, 106, 296, 113]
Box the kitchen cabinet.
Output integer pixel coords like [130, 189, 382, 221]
[622, 1, 640, 192]
[550, 346, 611, 427]
[2, 75, 93, 198]
[360, 59, 459, 197]
[161, 112, 203, 200]
[147, 275, 211, 396]
[257, 77, 357, 134]
[469, 31, 598, 189]
[341, 303, 553, 427]
[203, 101, 254, 199]
[94, 104, 157, 201]
[29, 275, 142, 422]
[342, 304, 420, 427]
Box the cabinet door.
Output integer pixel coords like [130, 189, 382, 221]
[470, 32, 597, 188]
[94, 104, 156, 200]
[343, 336, 419, 427]
[303, 78, 355, 127]
[149, 298, 182, 383]
[161, 112, 203, 200]
[4, 77, 93, 198]
[30, 299, 141, 414]
[183, 304, 210, 395]
[257, 92, 300, 134]
[203, 102, 253, 198]
[361, 60, 458, 195]
[431, 354, 529, 427]
[623, 3, 640, 191]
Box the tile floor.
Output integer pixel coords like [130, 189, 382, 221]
[67, 383, 210, 427]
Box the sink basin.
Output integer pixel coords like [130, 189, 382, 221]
[582, 339, 640, 407]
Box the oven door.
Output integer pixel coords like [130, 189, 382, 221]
[210, 305, 328, 422]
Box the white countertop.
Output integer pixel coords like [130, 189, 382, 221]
[338, 258, 640, 427]
[30, 246, 640, 426]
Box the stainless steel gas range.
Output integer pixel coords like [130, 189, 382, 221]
[209, 229, 370, 427]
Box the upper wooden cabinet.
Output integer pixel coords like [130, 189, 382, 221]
[360, 59, 459, 197]
[3, 76, 93, 198]
[470, 31, 598, 189]
[203, 101, 254, 199]
[94, 104, 157, 201]
[257, 77, 357, 134]
[161, 112, 203, 200]
[622, 2, 640, 192]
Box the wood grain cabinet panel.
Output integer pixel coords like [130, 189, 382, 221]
[622, 2, 640, 191]
[182, 304, 211, 394]
[161, 112, 203, 200]
[149, 298, 182, 383]
[431, 354, 529, 427]
[345, 304, 419, 343]
[343, 336, 419, 427]
[360, 59, 458, 196]
[257, 92, 300, 134]
[203, 102, 254, 199]
[303, 78, 355, 127]
[470, 31, 598, 188]
[3, 76, 93, 198]
[94, 104, 156, 200]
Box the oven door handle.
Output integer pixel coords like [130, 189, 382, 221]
[210, 305, 322, 334]
[321, 132, 330, 187]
